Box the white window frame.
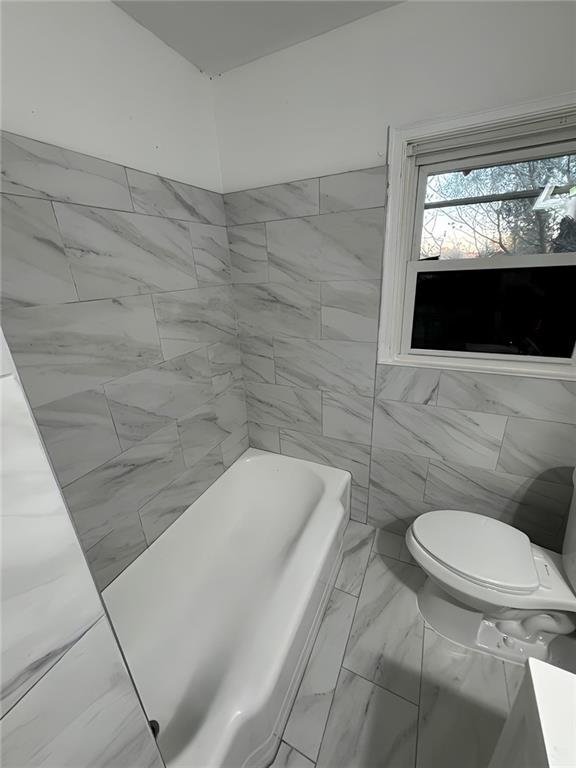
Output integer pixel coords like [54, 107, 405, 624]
[378, 93, 576, 380]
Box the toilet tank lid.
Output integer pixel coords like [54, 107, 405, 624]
[412, 510, 540, 594]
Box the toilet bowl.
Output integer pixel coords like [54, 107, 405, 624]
[405, 468, 576, 664]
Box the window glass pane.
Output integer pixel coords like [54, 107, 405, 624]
[411, 265, 576, 358]
[425, 154, 576, 204]
[420, 200, 570, 260]
[420, 152, 576, 260]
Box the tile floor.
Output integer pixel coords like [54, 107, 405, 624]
[271, 521, 526, 768]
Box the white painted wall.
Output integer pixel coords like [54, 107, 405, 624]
[214, 1, 576, 191]
[1, 1, 222, 191]
[3, 2, 575, 194]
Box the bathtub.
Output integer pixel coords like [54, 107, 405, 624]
[103, 449, 350, 768]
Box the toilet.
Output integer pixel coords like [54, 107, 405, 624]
[406, 467, 576, 664]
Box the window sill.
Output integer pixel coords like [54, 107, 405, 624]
[377, 352, 576, 381]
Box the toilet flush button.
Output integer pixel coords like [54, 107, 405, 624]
[503, 635, 515, 648]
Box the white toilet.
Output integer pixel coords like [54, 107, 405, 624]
[406, 467, 576, 664]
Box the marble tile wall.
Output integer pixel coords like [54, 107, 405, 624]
[0, 345, 163, 766]
[228, 167, 576, 550]
[1, 131, 247, 590]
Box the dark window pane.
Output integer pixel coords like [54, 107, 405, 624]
[411, 265, 576, 358]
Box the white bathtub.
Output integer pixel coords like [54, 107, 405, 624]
[103, 449, 350, 768]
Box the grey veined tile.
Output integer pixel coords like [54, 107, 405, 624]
[316, 668, 418, 768]
[53, 202, 197, 300]
[1, 195, 77, 308]
[350, 485, 368, 523]
[320, 166, 387, 214]
[64, 423, 185, 551]
[126, 167, 225, 225]
[284, 588, 356, 762]
[279, 430, 370, 487]
[368, 486, 433, 533]
[370, 446, 429, 502]
[179, 389, 246, 467]
[425, 461, 572, 521]
[228, 223, 268, 283]
[104, 348, 213, 450]
[267, 208, 384, 283]
[335, 522, 375, 597]
[239, 336, 275, 383]
[235, 283, 321, 339]
[86, 514, 147, 590]
[343, 552, 426, 703]
[417, 628, 509, 768]
[247, 383, 322, 434]
[274, 338, 376, 396]
[34, 388, 121, 486]
[437, 370, 576, 424]
[2, 294, 163, 407]
[220, 424, 249, 467]
[375, 364, 440, 405]
[504, 662, 525, 709]
[189, 222, 231, 286]
[224, 179, 319, 225]
[1, 131, 133, 210]
[497, 417, 576, 485]
[248, 422, 280, 452]
[1, 375, 103, 717]
[367, 448, 432, 531]
[322, 390, 374, 445]
[139, 447, 225, 544]
[320, 280, 380, 342]
[373, 401, 507, 469]
[271, 743, 314, 768]
[1, 617, 164, 768]
[153, 284, 237, 358]
[207, 339, 243, 395]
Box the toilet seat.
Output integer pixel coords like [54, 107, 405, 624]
[411, 510, 539, 595]
[406, 512, 576, 612]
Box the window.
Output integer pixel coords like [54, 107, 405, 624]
[380, 100, 576, 378]
[419, 154, 576, 261]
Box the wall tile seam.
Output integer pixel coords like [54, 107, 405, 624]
[30, 338, 242, 417]
[224, 203, 388, 228]
[57, 388, 243, 492]
[419, 484, 569, 531]
[2, 282, 239, 314]
[85, 515, 147, 566]
[0, 613, 106, 723]
[0, 189, 228, 228]
[231, 277, 382, 288]
[71, 422, 240, 554]
[47, 197, 82, 303]
[1, 130, 225, 197]
[123, 166, 137, 214]
[374, 391, 576, 426]
[248, 414, 574, 490]
[223, 165, 387, 198]
[276, 426, 372, 452]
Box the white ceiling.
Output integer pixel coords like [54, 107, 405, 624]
[115, 1, 398, 76]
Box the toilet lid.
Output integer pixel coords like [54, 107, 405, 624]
[412, 510, 540, 594]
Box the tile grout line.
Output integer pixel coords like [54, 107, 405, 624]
[413, 618, 427, 768]
[220, 203, 387, 228]
[311, 521, 376, 759]
[339, 664, 420, 709]
[1, 189, 227, 227]
[0, 613, 104, 723]
[48, 198, 82, 303]
[123, 166, 137, 214]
